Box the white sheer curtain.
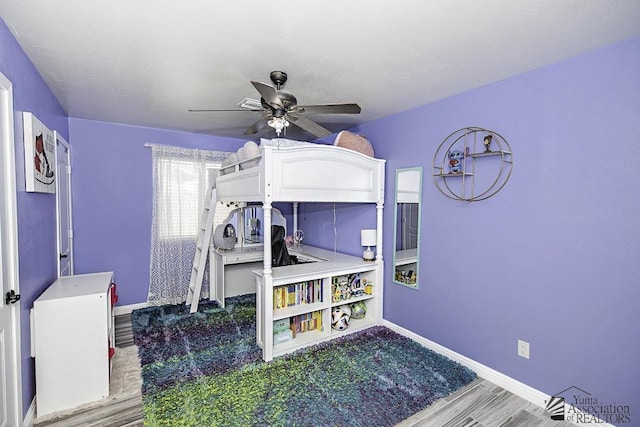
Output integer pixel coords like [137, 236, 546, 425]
[148, 144, 231, 306]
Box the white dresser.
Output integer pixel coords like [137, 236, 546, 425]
[32, 272, 117, 417]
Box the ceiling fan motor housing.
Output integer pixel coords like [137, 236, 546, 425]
[260, 90, 297, 112]
[270, 71, 288, 89]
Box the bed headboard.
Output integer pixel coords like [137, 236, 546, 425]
[266, 145, 385, 203]
[216, 144, 385, 204]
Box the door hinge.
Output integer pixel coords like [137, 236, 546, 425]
[5, 290, 20, 305]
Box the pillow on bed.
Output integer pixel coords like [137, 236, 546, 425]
[237, 141, 261, 169]
[219, 152, 238, 175]
[334, 130, 374, 157]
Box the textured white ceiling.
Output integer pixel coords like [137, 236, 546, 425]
[1, 0, 639, 140]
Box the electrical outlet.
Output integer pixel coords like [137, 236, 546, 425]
[518, 339, 530, 359]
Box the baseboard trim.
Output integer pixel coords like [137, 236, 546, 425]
[382, 320, 549, 407]
[23, 397, 36, 427]
[382, 320, 615, 426]
[114, 302, 147, 316]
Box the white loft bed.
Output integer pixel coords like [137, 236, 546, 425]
[215, 143, 386, 360]
[216, 143, 385, 256]
[216, 143, 385, 249]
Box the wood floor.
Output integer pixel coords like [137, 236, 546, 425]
[33, 313, 574, 427]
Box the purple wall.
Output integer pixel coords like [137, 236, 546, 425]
[68, 119, 247, 305]
[0, 19, 70, 417]
[357, 38, 640, 417]
[299, 202, 377, 257]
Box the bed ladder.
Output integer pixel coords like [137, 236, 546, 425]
[186, 186, 217, 313]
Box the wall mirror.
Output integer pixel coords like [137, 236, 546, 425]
[393, 167, 422, 288]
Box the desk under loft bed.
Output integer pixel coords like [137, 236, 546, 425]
[214, 143, 385, 361]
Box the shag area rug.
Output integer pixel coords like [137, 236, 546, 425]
[132, 294, 476, 426]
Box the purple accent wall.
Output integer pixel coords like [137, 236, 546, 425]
[299, 203, 376, 257]
[357, 38, 640, 417]
[0, 18, 70, 417]
[68, 119, 247, 305]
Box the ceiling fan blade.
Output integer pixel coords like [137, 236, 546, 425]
[251, 81, 283, 109]
[288, 115, 332, 138]
[243, 114, 270, 135]
[294, 103, 361, 114]
[189, 109, 257, 112]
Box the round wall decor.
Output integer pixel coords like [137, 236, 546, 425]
[433, 127, 513, 201]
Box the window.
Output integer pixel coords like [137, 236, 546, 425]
[157, 159, 219, 238]
[148, 144, 231, 306]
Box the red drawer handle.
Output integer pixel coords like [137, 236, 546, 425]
[110, 283, 118, 306]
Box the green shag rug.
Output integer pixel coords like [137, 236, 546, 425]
[132, 294, 476, 426]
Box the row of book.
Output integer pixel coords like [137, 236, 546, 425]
[273, 311, 323, 344]
[273, 279, 323, 309]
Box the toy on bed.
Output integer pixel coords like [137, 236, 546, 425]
[334, 130, 374, 157]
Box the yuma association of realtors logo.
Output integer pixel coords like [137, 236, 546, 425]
[545, 386, 632, 424]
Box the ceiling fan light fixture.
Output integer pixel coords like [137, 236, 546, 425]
[238, 98, 263, 110]
[267, 116, 290, 136]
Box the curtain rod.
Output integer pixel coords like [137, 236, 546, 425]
[143, 143, 233, 161]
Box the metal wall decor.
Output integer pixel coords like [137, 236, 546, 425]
[433, 127, 513, 201]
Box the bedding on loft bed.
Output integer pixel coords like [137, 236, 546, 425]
[219, 133, 375, 175]
[219, 138, 314, 175]
[215, 138, 385, 204]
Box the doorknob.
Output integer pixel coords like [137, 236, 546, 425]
[59, 253, 68, 259]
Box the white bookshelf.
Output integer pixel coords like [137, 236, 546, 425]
[32, 272, 117, 417]
[255, 246, 382, 361]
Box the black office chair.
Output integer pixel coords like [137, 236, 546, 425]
[271, 225, 292, 267]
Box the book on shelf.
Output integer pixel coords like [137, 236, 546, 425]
[289, 310, 323, 338]
[273, 317, 290, 333]
[273, 279, 323, 309]
[273, 328, 293, 344]
[273, 310, 322, 344]
[291, 310, 322, 338]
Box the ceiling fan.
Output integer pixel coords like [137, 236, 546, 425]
[189, 71, 361, 138]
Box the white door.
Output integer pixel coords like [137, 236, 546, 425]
[55, 132, 73, 277]
[401, 202, 420, 250]
[0, 72, 22, 426]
